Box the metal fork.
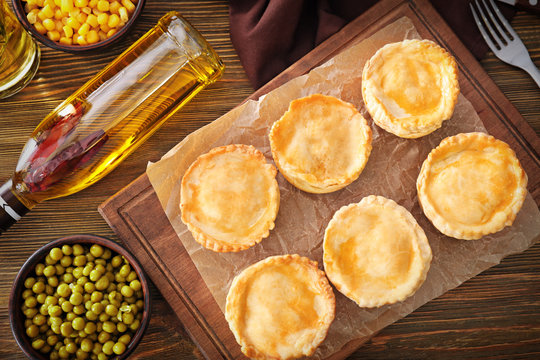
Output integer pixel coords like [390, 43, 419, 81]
[470, 0, 540, 87]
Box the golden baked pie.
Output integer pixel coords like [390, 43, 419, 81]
[225, 254, 335, 360]
[180, 144, 280, 252]
[417, 132, 527, 240]
[269, 94, 372, 193]
[323, 195, 432, 308]
[362, 39, 459, 138]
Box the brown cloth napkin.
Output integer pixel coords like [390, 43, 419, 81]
[229, 0, 515, 89]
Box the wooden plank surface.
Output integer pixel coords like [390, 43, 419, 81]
[0, 1, 539, 360]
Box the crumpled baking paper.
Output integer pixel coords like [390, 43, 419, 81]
[146, 16, 540, 358]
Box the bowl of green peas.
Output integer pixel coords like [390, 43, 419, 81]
[9, 235, 150, 360]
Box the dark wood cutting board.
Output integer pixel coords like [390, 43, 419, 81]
[98, 0, 540, 359]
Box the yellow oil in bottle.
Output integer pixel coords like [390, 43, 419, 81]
[0, 0, 40, 99]
[9, 12, 224, 208]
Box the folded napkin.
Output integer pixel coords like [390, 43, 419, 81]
[229, 0, 515, 89]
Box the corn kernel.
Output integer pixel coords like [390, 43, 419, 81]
[66, 17, 81, 30]
[55, 19, 63, 31]
[107, 13, 119, 28]
[76, 12, 87, 24]
[36, 0, 45, 6]
[27, 12, 38, 24]
[69, 8, 80, 17]
[89, 0, 98, 7]
[37, 11, 47, 21]
[74, 0, 88, 7]
[61, 0, 73, 14]
[34, 22, 47, 34]
[121, 0, 134, 12]
[44, 0, 56, 9]
[109, 1, 120, 14]
[106, 28, 116, 38]
[99, 23, 110, 32]
[98, 30, 107, 41]
[47, 30, 61, 41]
[42, 4, 54, 17]
[118, 7, 128, 22]
[86, 30, 99, 43]
[78, 22, 90, 35]
[54, 9, 63, 20]
[82, 6, 92, 14]
[62, 25, 73, 37]
[42, 18, 56, 31]
[59, 36, 73, 45]
[85, 13, 98, 27]
[76, 35, 87, 45]
[97, 0, 109, 12]
[54, 0, 61, 6]
[25, 3, 38, 12]
[96, 12, 108, 25]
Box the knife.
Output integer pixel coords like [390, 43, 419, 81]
[496, 0, 540, 14]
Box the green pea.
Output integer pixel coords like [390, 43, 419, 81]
[22, 289, 33, 299]
[73, 255, 87, 267]
[57, 283, 71, 298]
[48, 305, 62, 317]
[112, 341, 126, 355]
[126, 271, 138, 283]
[77, 276, 88, 286]
[73, 267, 84, 279]
[84, 282, 96, 294]
[110, 256, 122, 268]
[90, 244, 104, 258]
[82, 264, 94, 277]
[121, 312, 134, 325]
[60, 255, 72, 267]
[72, 284, 84, 294]
[45, 254, 56, 265]
[26, 324, 39, 338]
[72, 317, 85, 331]
[24, 277, 36, 289]
[90, 291, 103, 303]
[73, 304, 85, 315]
[97, 331, 110, 344]
[118, 264, 130, 278]
[89, 269, 101, 282]
[129, 319, 140, 331]
[63, 273, 74, 283]
[51, 324, 61, 335]
[104, 304, 118, 317]
[101, 340, 114, 355]
[61, 301, 73, 313]
[50, 248, 64, 261]
[102, 249, 112, 260]
[91, 302, 104, 314]
[47, 276, 59, 287]
[66, 312, 76, 321]
[35, 263, 45, 276]
[24, 296, 37, 308]
[50, 316, 62, 327]
[24, 307, 38, 318]
[36, 293, 47, 304]
[84, 322, 97, 335]
[79, 338, 93, 353]
[73, 244, 84, 256]
[95, 277, 109, 291]
[70, 292, 83, 306]
[120, 285, 134, 298]
[43, 265, 56, 277]
[98, 313, 110, 322]
[45, 284, 54, 295]
[40, 344, 52, 354]
[32, 281, 45, 294]
[65, 341, 77, 354]
[92, 342, 102, 355]
[39, 304, 49, 316]
[86, 310, 98, 322]
[55, 264, 65, 275]
[32, 338, 45, 350]
[62, 245, 73, 255]
[94, 264, 106, 274]
[102, 321, 116, 334]
[116, 322, 127, 333]
[33, 314, 46, 326]
[47, 335, 59, 346]
[60, 322, 73, 337]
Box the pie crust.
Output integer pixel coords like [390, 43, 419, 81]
[180, 144, 280, 252]
[323, 195, 432, 308]
[417, 132, 528, 240]
[362, 39, 459, 138]
[269, 94, 372, 193]
[225, 254, 335, 360]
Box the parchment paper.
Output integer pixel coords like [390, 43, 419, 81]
[146, 17, 540, 358]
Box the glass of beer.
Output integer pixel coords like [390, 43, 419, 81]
[0, 0, 40, 100]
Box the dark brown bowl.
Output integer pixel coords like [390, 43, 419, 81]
[11, 0, 146, 53]
[9, 235, 151, 359]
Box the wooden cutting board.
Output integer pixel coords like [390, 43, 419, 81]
[98, 0, 540, 359]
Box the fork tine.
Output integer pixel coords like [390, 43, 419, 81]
[487, 0, 518, 39]
[470, 1, 500, 53]
[473, 0, 502, 48]
[481, 0, 510, 44]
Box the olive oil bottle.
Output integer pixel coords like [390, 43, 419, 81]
[0, 12, 224, 233]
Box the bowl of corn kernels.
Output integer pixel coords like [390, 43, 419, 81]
[11, 0, 145, 52]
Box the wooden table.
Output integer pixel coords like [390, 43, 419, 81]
[0, 1, 538, 359]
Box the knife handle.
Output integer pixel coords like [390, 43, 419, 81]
[515, 0, 540, 14]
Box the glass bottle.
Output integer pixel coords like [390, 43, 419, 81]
[0, 0, 40, 99]
[0, 11, 224, 234]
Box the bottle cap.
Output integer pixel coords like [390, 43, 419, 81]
[0, 180, 29, 234]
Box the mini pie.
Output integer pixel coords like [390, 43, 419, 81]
[180, 144, 280, 252]
[362, 39, 459, 138]
[269, 94, 372, 194]
[323, 195, 432, 308]
[225, 254, 335, 360]
[417, 132, 528, 240]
